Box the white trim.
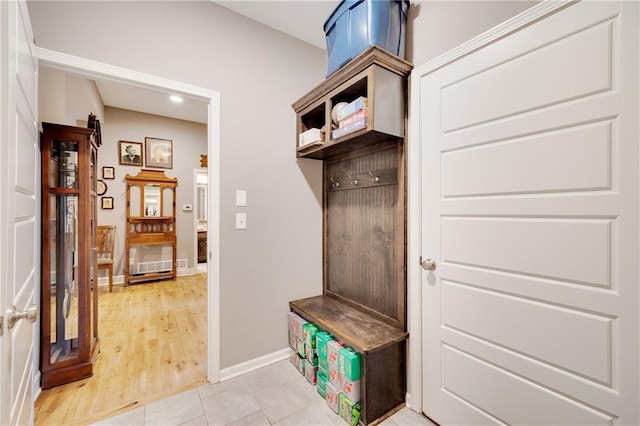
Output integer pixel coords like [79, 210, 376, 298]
[219, 348, 290, 382]
[35, 47, 222, 385]
[406, 0, 573, 415]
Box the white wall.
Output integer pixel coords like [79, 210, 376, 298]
[28, 0, 325, 369]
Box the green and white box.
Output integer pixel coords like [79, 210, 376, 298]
[316, 331, 333, 376]
[317, 372, 328, 399]
[338, 347, 361, 402]
[302, 322, 319, 349]
[339, 393, 361, 426]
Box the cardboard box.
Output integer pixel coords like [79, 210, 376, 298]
[325, 381, 341, 413]
[327, 340, 345, 386]
[339, 393, 361, 426]
[317, 372, 328, 399]
[316, 331, 333, 377]
[305, 345, 318, 366]
[289, 348, 305, 376]
[339, 347, 361, 402]
[302, 322, 319, 349]
[304, 360, 318, 385]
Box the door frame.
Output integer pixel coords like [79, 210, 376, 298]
[406, 0, 578, 412]
[35, 47, 222, 384]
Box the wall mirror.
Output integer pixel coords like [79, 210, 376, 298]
[144, 184, 161, 217]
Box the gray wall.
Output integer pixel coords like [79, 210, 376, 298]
[28, 0, 325, 369]
[98, 106, 208, 274]
[28, 0, 538, 370]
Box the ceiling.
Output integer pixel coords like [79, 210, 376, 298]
[89, 1, 338, 125]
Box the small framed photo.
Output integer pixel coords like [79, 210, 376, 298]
[101, 197, 114, 210]
[102, 166, 115, 180]
[145, 137, 173, 169]
[119, 141, 143, 166]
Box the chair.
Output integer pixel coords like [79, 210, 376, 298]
[97, 225, 116, 292]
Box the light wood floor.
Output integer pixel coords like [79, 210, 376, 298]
[34, 273, 208, 425]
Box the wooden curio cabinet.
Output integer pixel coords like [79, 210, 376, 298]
[40, 121, 101, 389]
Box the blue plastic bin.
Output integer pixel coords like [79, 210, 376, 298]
[324, 0, 409, 77]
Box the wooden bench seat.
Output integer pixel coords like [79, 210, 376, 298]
[290, 294, 408, 425]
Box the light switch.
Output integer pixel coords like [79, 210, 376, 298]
[236, 190, 247, 207]
[183, 204, 193, 211]
[235, 213, 247, 230]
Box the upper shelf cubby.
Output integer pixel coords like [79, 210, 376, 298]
[293, 46, 413, 160]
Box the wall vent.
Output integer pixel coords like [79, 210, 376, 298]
[136, 258, 188, 274]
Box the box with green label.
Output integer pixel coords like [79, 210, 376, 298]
[317, 372, 328, 399]
[339, 393, 361, 426]
[339, 346, 361, 402]
[302, 322, 319, 349]
[316, 331, 333, 377]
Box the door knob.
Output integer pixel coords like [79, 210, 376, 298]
[421, 257, 437, 271]
[8, 304, 38, 329]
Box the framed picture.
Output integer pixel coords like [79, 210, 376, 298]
[101, 197, 114, 210]
[102, 166, 115, 180]
[96, 179, 107, 195]
[119, 141, 143, 166]
[145, 137, 173, 169]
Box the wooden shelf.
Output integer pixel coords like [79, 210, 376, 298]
[293, 46, 412, 161]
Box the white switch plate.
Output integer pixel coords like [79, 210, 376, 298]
[183, 204, 193, 211]
[236, 190, 247, 207]
[235, 212, 247, 230]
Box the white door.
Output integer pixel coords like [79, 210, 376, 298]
[0, 0, 39, 425]
[419, 1, 639, 424]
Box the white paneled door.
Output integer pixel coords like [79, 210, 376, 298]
[418, 1, 639, 424]
[0, 0, 39, 425]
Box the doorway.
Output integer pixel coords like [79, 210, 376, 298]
[195, 169, 208, 274]
[35, 46, 221, 391]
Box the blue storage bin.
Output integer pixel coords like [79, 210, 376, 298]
[324, 0, 409, 77]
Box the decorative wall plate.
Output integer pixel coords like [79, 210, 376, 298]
[97, 179, 107, 195]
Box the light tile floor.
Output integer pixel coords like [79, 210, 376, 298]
[93, 359, 436, 426]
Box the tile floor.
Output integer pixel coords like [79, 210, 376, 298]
[93, 359, 436, 426]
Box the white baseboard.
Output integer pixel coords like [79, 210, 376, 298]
[219, 348, 290, 382]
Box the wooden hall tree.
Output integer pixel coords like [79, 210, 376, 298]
[290, 47, 412, 425]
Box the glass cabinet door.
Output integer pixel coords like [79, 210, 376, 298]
[47, 139, 81, 364]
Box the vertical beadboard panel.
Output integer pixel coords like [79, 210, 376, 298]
[325, 146, 403, 324]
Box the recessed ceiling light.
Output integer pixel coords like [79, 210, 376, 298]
[170, 95, 183, 103]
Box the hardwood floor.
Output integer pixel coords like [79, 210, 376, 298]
[34, 273, 208, 425]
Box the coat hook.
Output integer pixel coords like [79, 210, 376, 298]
[349, 174, 358, 185]
[368, 171, 380, 183]
[330, 177, 340, 188]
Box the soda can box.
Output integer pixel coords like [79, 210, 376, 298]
[305, 346, 318, 367]
[327, 340, 345, 385]
[341, 377, 361, 403]
[317, 372, 328, 399]
[302, 322, 319, 349]
[296, 338, 306, 358]
[338, 347, 361, 381]
[290, 312, 308, 340]
[304, 360, 318, 385]
[316, 331, 333, 358]
[325, 380, 341, 414]
[289, 349, 305, 376]
[339, 393, 361, 426]
[288, 329, 296, 350]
